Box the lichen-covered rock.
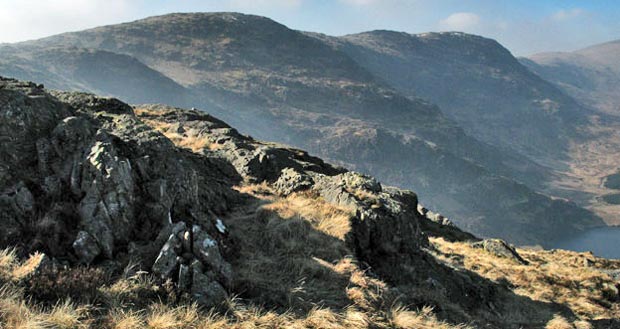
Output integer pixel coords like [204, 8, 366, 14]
[191, 265, 228, 307]
[72, 231, 102, 264]
[273, 167, 314, 196]
[342, 171, 382, 193]
[313, 174, 428, 281]
[472, 239, 528, 265]
[192, 225, 233, 288]
[152, 234, 182, 278]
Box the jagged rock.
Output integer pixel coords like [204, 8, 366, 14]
[314, 174, 428, 282]
[601, 269, 620, 282]
[215, 219, 227, 234]
[12, 182, 35, 214]
[0, 183, 36, 246]
[178, 264, 191, 291]
[191, 266, 228, 308]
[192, 225, 233, 288]
[274, 167, 314, 196]
[472, 239, 528, 265]
[78, 136, 135, 257]
[182, 230, 192, 252]
[342, 171, 382, 193]
[72, 231, 102, 264]
[426, 210, 455, 227]
[152, 234, 182, 278]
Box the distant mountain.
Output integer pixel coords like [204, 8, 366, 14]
[3, 76, 619, 329]
[0, 12, 604, 245]
[0, 45, 192, 106]
[313, 30, 592, 163]
[522, 40, 620, 116]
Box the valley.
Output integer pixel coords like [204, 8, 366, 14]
[0, 12, 613, 247]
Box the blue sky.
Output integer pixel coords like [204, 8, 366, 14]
[0, 0, 618, 55]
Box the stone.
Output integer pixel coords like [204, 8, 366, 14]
[178, 264, 191, 291]
[191, 266, 228, 308]
[72, 231, 102, 265]
[472, 239, 528, 265]
[182, 230, 192, 252]
[192, 225, 233, 287]
[273, 167, 314, 196]
[215, 218, 227, 234]
[152, 234, 182, 278]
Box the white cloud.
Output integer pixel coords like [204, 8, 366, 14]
[229, 0, 302, 9]
[339, 0, 379, 5]
[439, 12, 480, 31]
[551, 8, 584, 21]
[0, 0, 134, 43]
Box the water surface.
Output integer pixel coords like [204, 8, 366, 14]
[552, 226, 620, 259]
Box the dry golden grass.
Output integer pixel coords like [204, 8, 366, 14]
[0, 285, 91, 329]
[0, 246, 492, 329]
[388, 305, 473, 329]
[546, 315, 574, 329]
[135, 107, 216, 153]
[544, 314, 593, 329]
[431, 237, 620, 320]
[0, 250, 48, 284]
[261, 191, 353, 240]
[108, 309, 145, 329]
[45, 300, 90, 328]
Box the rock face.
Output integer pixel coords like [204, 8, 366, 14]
[0, 77, 439, 308]
[0, 77, 240, 305]
[5, 77, 614, 327]
[0, 13, 605, 246]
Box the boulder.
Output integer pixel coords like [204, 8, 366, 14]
[273, 168, 314, 196]
[191, 266, 228, 308]
[72, 231, 102, 264]
[178, 264, 191, 291]
[191, 225, 233, 287]
[472, 239, 528, 265]
[152, 234, 182, 278]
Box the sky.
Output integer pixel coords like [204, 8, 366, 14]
[0, 0, 618, 55]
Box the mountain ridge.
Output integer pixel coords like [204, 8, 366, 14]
[0, 75, 619, 328]
[0, 12, 606, 245]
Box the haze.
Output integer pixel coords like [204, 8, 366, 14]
[1, 0, 619, 55]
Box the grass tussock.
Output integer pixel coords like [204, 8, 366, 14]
[545, 314, 594, 329]
[135, 107, 219, 153]
[388, 305, 473, 329]
[261, 191, 354, 240]
[0, 183, 472, 329]
[431, 237, 620, 320]
[4, 180, 613, 328]
[0, 249, 47, 283]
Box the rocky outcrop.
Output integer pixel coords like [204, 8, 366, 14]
[472, 239, 528, 265]
[0, 77, 239, 306]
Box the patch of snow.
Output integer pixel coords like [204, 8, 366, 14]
[216, 218, 226, 233]
[203, 237, 217, 249]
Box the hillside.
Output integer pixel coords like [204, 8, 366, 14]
[522, 41, 620, 224]
[316, 30, 591, 163]
[0, 12, 605, 245]
[523, 40, 620, 117]
[1, 76, 620, 328]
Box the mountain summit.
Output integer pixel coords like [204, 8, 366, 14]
[0, 12, 606, 245]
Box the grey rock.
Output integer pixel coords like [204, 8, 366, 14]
[191, 266, 228, 308]
[178, 264, 191, 291]
[342, 171, 382, 193]
[152, 234, 182, 278]
[192, 225, 233, 287]
[72, 230, 102, 264]
[273, 167, 314, 196]
[472, 239, 528, 265]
